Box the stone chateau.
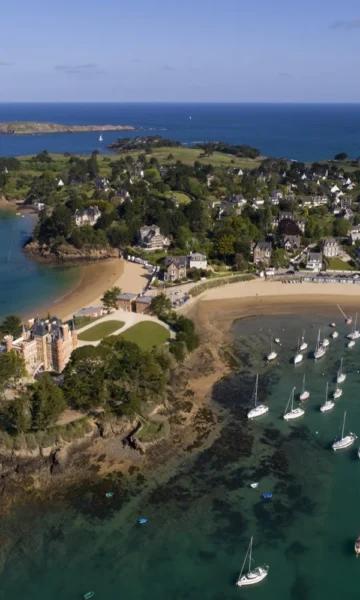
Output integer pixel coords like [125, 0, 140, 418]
[3, 317, 77, 376]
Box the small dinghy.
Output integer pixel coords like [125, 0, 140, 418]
[261, 492, 273, 502]
[355, 536, 360, 558]
[250, 482, 259, 489]
[330, 322, 336, 328]
[83, 593, 95, 600]
[137, 517, 149, 525]
[331, 331, 339, 339]
[274, 337, 281, 345]
[348, 340, 355, 349]
[105, 491, 114, 498]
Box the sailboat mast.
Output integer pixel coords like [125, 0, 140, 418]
[248, 537, 253, 574]
[302, 374, 305, 392]
[254, 374, 258, 407]
[342, 411, 347, 438]
[325, 381, 328, 402]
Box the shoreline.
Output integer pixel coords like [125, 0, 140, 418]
[36, 258, 149, 321]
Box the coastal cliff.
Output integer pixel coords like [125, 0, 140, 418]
[24, 240, 120, 262]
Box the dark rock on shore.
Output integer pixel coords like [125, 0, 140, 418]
[24, 240, 120, 262]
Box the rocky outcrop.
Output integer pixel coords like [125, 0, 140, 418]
[24, 240, 120, 263]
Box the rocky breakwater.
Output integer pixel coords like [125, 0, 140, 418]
[24, 240, 120, 263]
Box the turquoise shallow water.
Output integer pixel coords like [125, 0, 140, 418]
[0, 211, 79, 318]
[2, 312, 360, 599]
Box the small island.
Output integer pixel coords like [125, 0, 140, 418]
[0, 121, 136, 135]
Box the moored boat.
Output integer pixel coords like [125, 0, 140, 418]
[331, 330, 339, 339]
[284, 386, 304, 421]
[337, 358, 346, 384]
[247, 374, 269, 419]
[332, 411, 357, 451]
[347, 313, 360, 340]
[299, 374, 310, 401]
[236, 537, 269, 587]
[355, 536, 360, 558]
[320, 382, 335, 413]
[313, 329, 326, 359]
[333, 387, 342, 400]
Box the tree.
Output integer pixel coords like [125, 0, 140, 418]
[333, 218, 349, 237]
[150, 294, 172, 319]
[7, 393, 32, 433]
[271, 248, 288, 268]
[101, 286, 121, 310]
[0, 315, 22, 338]
[0, 351, 25, 391]
[62, 346, 107, 410]
[31, 374, 66, 430]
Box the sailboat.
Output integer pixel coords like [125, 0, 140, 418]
[322, 336, 330, 347]
[337, 304, 352, 325]
[333, 387, 343, 400]
[98, 134, 103, 142]
[266, 339, 277, 362]
[247, 374, 269, 419]
[331, 330, 339, 339]
[337, 359, 346, 384]
[236, 537, 269, 587]
[347, 313, 360, 340]
[299, 374, 310, 401]
[299, 331, 308, 352]
[313, 329, 326, 360]
[348, 339, 355, 349]
[293, 338, 303, 365]
[332, 411, 357, 451]
[320, 382, 334, 413]
[283, 386, 305, 421]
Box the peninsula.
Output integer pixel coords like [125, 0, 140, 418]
[0, 121, 135, 135]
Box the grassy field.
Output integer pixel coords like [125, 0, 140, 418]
[326, 257, 355, 271]
[78, 320, 124, 341]
[125, 146, 261, 169]
[120, 321, 169, 350]
[165, 190, 192, 205]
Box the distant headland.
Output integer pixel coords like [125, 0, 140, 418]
[0, 121, 136, 135]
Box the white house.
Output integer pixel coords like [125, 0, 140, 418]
[349, 228, 360, 245]
[75, 206, 101, 227]
[306, 252, 323, 272]
[188, 252, 208, 270]
[323, 238, 340, 258]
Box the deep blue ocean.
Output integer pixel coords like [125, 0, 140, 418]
[0, 102, 360, 161]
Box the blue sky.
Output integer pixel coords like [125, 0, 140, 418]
[1, 0, 360, 102]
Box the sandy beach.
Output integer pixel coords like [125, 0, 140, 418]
[39, 258, 149, 320]
[186, 278, 360, 338]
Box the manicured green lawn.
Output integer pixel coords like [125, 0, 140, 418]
[326, 258, 355, 271]
[120, 322, 169, 350]
[78, 320, 124, 341]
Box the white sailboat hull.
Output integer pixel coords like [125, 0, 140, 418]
[348, 340, 355, 348]
[331, 331, 339, 339]
[299, 390, 310, 401]
[337, 373, 346, 384]
[283, 408, 305, 421]
[322, 338, 330, 347]
[320, 401, 335, 413]
[332, 434, 357, 451]
[266, 351, 277, 362]
[237, 566, 269, 587]
[248, 404, 269, 419]
[293, 353, 303, 365]
[347, 331, 360, 340]
[314, 346, 326, 359]
[333, 388, 342, 400]
[299, 342, 308, 351]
